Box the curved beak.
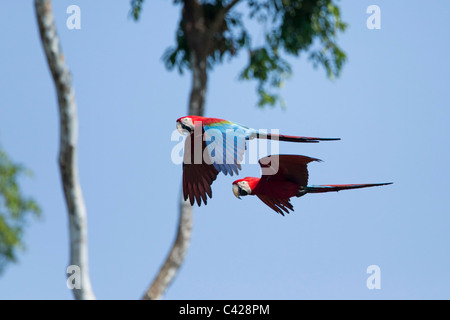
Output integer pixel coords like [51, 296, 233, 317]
[232, 184, 241, 200]
[176, 122, 184, 135]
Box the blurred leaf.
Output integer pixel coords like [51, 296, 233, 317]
[0, 146, 41, 274]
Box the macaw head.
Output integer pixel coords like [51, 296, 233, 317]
[232, 178, 259, 199]
[176, 115, 205, 135]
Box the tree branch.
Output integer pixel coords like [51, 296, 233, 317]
[143, 50, 206, 299]
[224, 0, 242, 13]
[34, 0, 95, 300]
[210, 0, 242, 34]
[142, 196, 192, 300]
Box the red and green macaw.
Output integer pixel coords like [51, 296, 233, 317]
[176, 116, 340, 206]
[232, 154, 392, 215]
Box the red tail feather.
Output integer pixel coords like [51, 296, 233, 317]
[261, 133, 340, 143]
[305, 183, 393, 194]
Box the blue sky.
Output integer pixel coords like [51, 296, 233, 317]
[0, 0, 449, 299]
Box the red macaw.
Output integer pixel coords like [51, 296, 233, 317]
[176, 116, 340, 206]
[232, 154, 392, 215]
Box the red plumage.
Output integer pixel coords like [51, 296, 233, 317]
[232, 154, 392, 215]
[177, 116, 340, 206]
[182, 129, 219, 206]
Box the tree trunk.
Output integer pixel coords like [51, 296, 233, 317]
[143, 0, 215, 300]
[142, 49, 207, 300]
[35, 0, 95, 300]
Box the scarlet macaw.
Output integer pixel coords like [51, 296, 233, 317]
[176, 116, 340, 206]
[232, 154, 392, 215]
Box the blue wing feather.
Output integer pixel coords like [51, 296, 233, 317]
[203, 121, 249, 176]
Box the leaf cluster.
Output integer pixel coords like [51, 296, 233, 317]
[131, 0, 347, 107]
[0, 147, 40, 274]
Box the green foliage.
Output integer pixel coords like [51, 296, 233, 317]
[240, 47, 291, 107]
[161, 1, 249, 72]
[0, 147, 40, 274]
[131, 0, 347, 108]
[130, 0, 146, 20]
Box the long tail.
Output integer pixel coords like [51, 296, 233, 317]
[305, 182, 393, 193]
[256, 132, 340, 143]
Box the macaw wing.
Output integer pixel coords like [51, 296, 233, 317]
[182, 133, 219, 206]
[203, 121, 248, 176]
[259, 154, 321, 187]
[256, 195, 294, 216]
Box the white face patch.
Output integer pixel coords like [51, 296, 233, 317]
[182, 117, 194, 130]
[177, 117, 195, 135]
[238, 181, 252, 195]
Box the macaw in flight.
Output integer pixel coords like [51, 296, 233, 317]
[176, 116, 340, 206]
[232, 154, 392, 215]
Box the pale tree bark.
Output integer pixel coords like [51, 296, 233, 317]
[35, 0, 95, 300]
[142, 0, 240, 300]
